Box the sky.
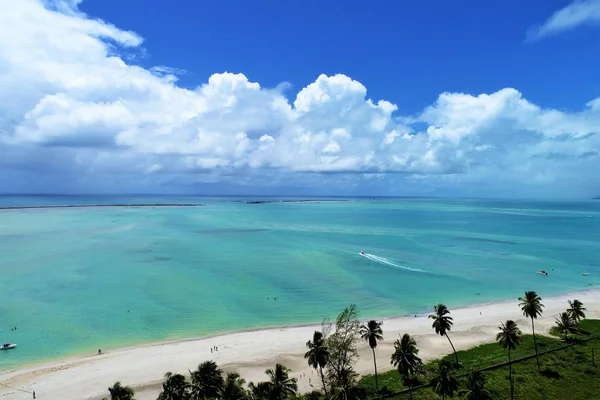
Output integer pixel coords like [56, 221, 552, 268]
[1, 0, 600, 197]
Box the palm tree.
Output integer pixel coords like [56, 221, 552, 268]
[567, 299, 587, 323]
[107, 381, 135, 400]
[555, 311, 580, 340]
[496, 320, 522, 400]
[190, 361, 225, 400]
[359, 320, 383, 391]
[219, 372, 248, 400]
[158, 372, 190, 400]
[248, 381, 272, 400]
[518, 291, 544, 370]
[431, 360, 458, 400]
[391, 333, 423, 400]
[331, 366, 362, 400]
[458, 370, 492, 400]
[429, 304, 459, 366]
[305, 330, 330, 398]
[265, 363, 297, 400]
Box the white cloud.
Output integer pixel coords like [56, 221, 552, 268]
[527, 0, 600, 41]
[1, 0, 600, 197]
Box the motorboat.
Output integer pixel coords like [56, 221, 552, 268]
[582, 273, 589, 276]
[359, 251, 365, 255]
[537, 270, 548, 276]
[0, 343, 16, 350]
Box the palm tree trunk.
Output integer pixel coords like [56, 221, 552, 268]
[531, 317, 540, 371]
[508, 348, 514, 400]
[319, 366, 328, 399]
[372, 347, 379, 392]
[408, 384, 413, 400]
[445, 333, 459, 366]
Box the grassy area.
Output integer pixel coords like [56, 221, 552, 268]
[359, 319, 600, 400]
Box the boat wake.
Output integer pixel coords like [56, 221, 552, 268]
[359, 252, 426, 273]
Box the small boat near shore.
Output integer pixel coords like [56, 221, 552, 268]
[0, 343, 16, 350]
[537, 270, 548, 276]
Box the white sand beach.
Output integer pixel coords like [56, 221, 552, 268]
[1, 289, 598, 400]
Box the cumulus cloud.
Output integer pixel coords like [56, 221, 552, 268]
[527, 0, 600, 41]
[1, 0, 600, 197]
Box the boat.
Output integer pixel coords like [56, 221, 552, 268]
[0, 343, 16, 350]
[582, 273, 589, 276]
[359, 251, 365, 255]
[537, 270, 548, 276]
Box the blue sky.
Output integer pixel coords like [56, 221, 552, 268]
[1, 0, 600, 197]
[79, 0, 599, 113]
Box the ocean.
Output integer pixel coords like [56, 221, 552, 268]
[0, 196, 599, 369]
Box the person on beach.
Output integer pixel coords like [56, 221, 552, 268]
[32, 391, 36, 399]
[98, 349, 102, 355]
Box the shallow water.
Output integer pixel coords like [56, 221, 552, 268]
[0, 196, 599, 369]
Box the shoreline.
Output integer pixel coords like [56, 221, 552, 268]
[4, 284, 597, 374]
[1, 288, 598, 400]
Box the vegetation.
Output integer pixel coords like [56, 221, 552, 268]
[457, 370, 492, 400]
[518, 291, 544, 370]
[567, 299, 587, 323]
[106, 381, 135, 400]
[360, 320, 384, 391]
[429, 304, 459, 366]
[496, 320, 523, 400]
[305, 331, 330, 398]
[554, 312, 581, 341]
[323, 304, 361, 398]
[158, 372, 190, 400]
[390, 333, 423, 385]
[430, 360, 458, 400]
[359, 316, 599, 400]
[101, 298, 598, 400]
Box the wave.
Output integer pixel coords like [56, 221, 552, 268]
[359, 252, 427, 273]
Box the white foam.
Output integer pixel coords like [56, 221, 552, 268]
[359, 252, 426, 273]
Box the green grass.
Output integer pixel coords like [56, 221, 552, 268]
[359, 319, 600, 400]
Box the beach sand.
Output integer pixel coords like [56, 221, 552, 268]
[1, 289, 598, 400]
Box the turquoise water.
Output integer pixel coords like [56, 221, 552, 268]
[1, 196, 599, 369]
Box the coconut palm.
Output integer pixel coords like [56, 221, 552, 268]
[391, 333, 423, 400]
[518, 291, 544, 370]
[305, 330, 330, 398]
[555, 311, 580, 340]
[219, 372, 248, 400]
[458, 370, 492, 400]
[431, 360, 459, 400]
[265, 363, 297, 400]
[190, 361, 225, 400]
[248, 381, 272, 400]
[496, 320, 522, 400]
[390, 333, 423, 383]
[567, 299, 587, 323]
[429, 304, 459, 366]
[359, 320, 383, 391]
[158, 372, 190, 400]
[331, 366, 363, 400]
[107, 381, 135, 400]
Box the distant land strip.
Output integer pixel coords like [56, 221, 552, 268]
[233, 199, 349, 204]
[0, 203, 205, 210]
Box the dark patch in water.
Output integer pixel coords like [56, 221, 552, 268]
[232, 199, 347, 205]
[150, 256, 171, 262]
[457, 236, 517, 245]
[196, 228, 268, 235]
